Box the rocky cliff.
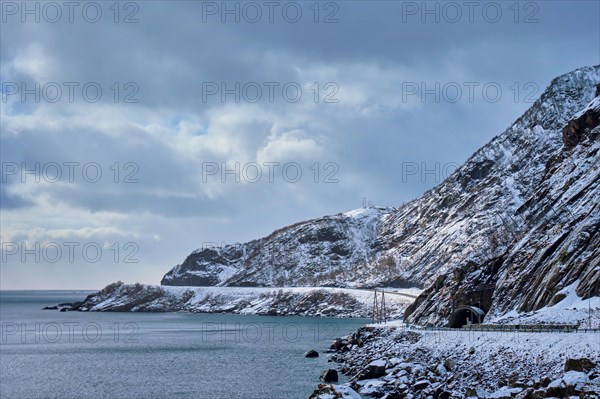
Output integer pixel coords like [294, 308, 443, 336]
[404, 70, 600, 325]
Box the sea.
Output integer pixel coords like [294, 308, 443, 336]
[0, 290, 368, 399]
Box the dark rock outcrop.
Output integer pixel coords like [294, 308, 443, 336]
[320, 369, 339, 383]
[304, 350, 319, 358]
[565, 358, 596, 373]
[562, 86, 600, 147]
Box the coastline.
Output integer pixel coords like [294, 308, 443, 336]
[53, 282, 420, 319]
[312, 322, 600, 398]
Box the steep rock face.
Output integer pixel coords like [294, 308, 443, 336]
[491, 95, 600, 315]
[405, 82, 600, 325]
[377, 66, 600, 288]
[403, 256, 503, 325]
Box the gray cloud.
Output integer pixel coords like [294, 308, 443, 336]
[1, 0, 598, 289]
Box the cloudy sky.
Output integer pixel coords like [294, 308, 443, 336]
[1, 0, 598, 289]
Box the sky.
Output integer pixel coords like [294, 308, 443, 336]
[0, 0, 598, 289]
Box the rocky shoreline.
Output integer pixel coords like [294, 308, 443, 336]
[49, 282, 417, 319]
[311, 322, 600, 399]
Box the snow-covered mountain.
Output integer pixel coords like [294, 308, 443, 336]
[79, 66, 600, 324]
[161, 206, 393, 288]
[403, 66, 600, 325]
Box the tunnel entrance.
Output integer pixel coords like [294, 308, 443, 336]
[448, 305, 486, 328]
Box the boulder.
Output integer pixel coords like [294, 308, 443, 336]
[320, 369, 339, 383]
[397, 362, 413, 373]
[523, 388, 547, 399]
[330, 338, 347, 351]
[443, 358, 455, 371]
[465, 387, 490, 398]
[348, 331, 363, 346]
[304, 350, 319, 358]
[433, 388, 451, 399]
[358, 359, 387, 380]
[564, 358, 595, 372]
[545, 385, 574, 397]
[413, 379, 429, 391]
[536, 376, 551, 388]
[435, 363, 447, 376]
[488, 386, 522, 399]
[511, 380, 529, 389]
[545, 371, 589, 397]
[309, 384, 336, 399]
[309, 383, 360, 399]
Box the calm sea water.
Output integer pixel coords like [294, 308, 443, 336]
[0, 291, 367, 399]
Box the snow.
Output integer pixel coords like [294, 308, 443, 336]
[486, 387, 522, 398]
[436, 363, 447, 375]
[357, 379, 386, 395]
[330, 385, 362, 399]
[551, 371, 589, 387]
[327, 321, 600, 398]
[365, 319, 406, 328]
[342, 207, 384, 220]
[161, 285, 419, 303]
[489, 280, 600, 328]
[87, 283, 421, 318]
[217, 265, 239, 281]
[468, 388, 491, 398]
[311, 384, 361, 399]
[551, 281, 600, 310]
[503, 175, 521, 205]
[410, 329, 600, 367]
[573, 95, 600, 118]
[368, 359, 386, 367]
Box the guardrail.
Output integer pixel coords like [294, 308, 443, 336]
[410, 324, 600, 333]
[463, 324, 578, 332]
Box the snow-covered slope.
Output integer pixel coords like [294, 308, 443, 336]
[161, 207, 392, 288]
